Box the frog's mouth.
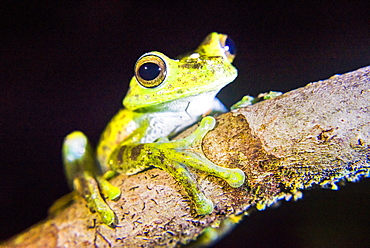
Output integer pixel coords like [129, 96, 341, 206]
[134, 90, 222, 114]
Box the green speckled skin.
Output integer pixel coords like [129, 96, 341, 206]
[62, 33, 245, 225]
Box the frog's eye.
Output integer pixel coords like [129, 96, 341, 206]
[219, 35, 236, 62]
[135, 54, 167, 88]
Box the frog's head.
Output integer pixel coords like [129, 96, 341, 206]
[123, 32, 237, 111]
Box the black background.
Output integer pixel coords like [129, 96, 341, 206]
[1, 1, 370, 247]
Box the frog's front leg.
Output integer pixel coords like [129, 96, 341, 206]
[62, 131, 121, 225]
[231, 91, 282, 110]
[109, 116, 246, 215]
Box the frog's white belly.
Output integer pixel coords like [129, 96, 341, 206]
[140, 94, 226, 143]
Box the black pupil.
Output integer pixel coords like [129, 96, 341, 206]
[225, 37, 236, 55]
[138, 62, 161, 81]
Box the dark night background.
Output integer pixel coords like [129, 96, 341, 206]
[1, 1, 370, 247]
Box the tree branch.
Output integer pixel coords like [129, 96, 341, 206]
[2, 66, 369, 248]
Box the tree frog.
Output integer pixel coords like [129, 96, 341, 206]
[62, 32, 245, 226]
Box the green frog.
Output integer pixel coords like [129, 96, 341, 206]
[62, 32, 245, 226]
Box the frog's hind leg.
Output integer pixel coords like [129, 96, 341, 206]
[62, 131, 120, 225]
[170, 116, 245, 188]
[157, 117, 245, 214]
[161, 159, 215, 215]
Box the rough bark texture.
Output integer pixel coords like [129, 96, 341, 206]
[2, 66, 369, 247]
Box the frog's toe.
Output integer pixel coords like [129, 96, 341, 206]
[196, 197, 214, 215]
[97, 206, 116, 226]
[201, 116, 216, 131]
[97, 176, 121, 201]
[91, 192, 116, 225]
[107, 186, 121, 201]
[224, 168, 246, 188]
[103, 184, 121, 201]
